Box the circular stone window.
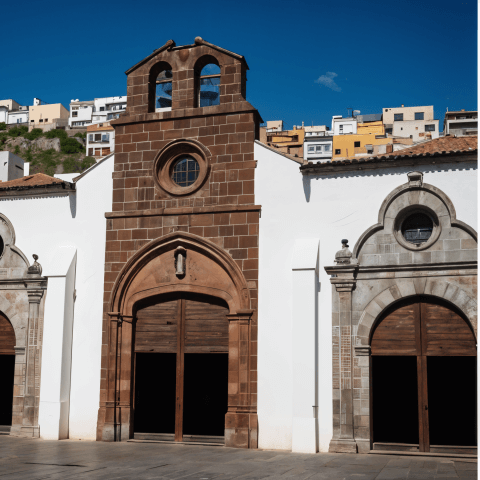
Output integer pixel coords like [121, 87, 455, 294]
[153, 139, 210, 197]
[401, 212, 433, 245]
[393, 206, 441, 251]
[171, 156, 200, 187]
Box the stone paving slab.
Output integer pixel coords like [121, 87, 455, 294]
[0, 437, 476, 480]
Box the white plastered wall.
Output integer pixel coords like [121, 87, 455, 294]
[0, 155, 114, 440]
[254, 142, 477, 453]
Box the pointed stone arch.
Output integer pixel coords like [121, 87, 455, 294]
[109, 231, 251, 318]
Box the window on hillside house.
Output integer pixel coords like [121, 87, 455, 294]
[339, 125, 344, 133]
[335, 149, 341, 155]
[30, 120, 34, 123]
[308, 145, 315, 152]
[44, 119, 48, 122]
[354, 141, 360, 147]
[156, 69, 173, 110]
[89, 134, 93, 142]
[102, 134, 109, 142]
[95, 134, 101, 141]
[415, 112, 424, 120]
[394, 113, 403, 121]
[100, 107, 105, 111]
[385, 128, 392, 134]
[39, 119, 43, 122]
[199, 64, 221, 107]
[324, 144, 331, 152]
[425, 124, 435, 132]
[72, 112, 78, 117]
[315, 145, 322, 153]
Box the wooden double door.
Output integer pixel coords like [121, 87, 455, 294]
[133, 292, 229, 442]
[371, 296, 477, 454]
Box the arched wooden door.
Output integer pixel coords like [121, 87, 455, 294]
[371, 296, 477, 454]
[0, 312, 15, 430]
[132, 292, 229, 443]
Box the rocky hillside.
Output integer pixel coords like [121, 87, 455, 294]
[0, 125, 95, 176]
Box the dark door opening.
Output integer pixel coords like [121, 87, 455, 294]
[372, 356, 419, 445]
[134, 353, 176, 434]
[0, 355, 15, 426]
[427, 356, 477, 447]
[133, 293, 229, 442]
[183, 353, 228, 437]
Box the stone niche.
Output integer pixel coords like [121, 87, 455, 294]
[325, 171, 477, 454]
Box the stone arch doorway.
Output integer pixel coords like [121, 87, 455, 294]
[0, 312, 15, 430]
[98, 232, 257, 448]
[132, 291, 229, 443]
[370, 295, 477, 454]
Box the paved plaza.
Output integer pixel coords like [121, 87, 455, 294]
[0, 437, 476, 479]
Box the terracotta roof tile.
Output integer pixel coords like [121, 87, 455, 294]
[373, 135, 477, 159]
[0, 173, 69, 190]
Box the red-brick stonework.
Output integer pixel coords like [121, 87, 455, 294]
[96, 38, 262, 449]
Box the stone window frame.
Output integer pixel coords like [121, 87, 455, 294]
[393, 204, 441, 252]
[153, 138, 211, 197]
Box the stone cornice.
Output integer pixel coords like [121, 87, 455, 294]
[111, 101, 262, 127]
[105, 204, 262, 219]
[357, 260, 477, 274]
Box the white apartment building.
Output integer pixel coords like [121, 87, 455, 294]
[69, 96, 126, 128]
[383, 105, 439, 141]
[0, 99, 29, 125]
[304, 126, 333, 162]
[86, 123, 115, 158]
[331, 116, 357, 135]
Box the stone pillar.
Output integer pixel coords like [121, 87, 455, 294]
[225, 309, 257, 449]
[19, 288, 43, 437]
[325, 239, 358, 453]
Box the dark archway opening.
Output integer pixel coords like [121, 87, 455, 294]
[0, 355, 14, 428]
[371, 296, 477, 454]
[372, 356, 419, 445]
[183, 353, 228, 437]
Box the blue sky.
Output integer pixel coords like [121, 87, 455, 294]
[2, 0, 476, 130]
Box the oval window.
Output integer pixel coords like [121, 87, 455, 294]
[171, 156, 200, 187]
[401, 213, 433, 245]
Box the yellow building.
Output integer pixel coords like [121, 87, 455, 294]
[332, 121, 391, 160]
[29, 101, 69, 131]
[265, 125, 305, 157]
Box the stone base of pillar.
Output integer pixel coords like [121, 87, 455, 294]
[355, 439, 371, 454]
[292, 417, 318, 453]
[225, 413, 258, 448]
[329, 438, 358, 453]
[10, 425, 40, 438]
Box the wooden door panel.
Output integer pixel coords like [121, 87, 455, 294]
[135, 299, 179, 353]
[371, 303, 417, 355]
[423, 303, 476, 356]
[0, 314, 15, 355]
[185, 296, 229, 353]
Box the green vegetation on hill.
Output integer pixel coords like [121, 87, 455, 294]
[0, 128, 94, 176]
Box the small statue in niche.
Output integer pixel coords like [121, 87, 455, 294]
[27, 254, 42, 275]
[174, 246, 186, 278]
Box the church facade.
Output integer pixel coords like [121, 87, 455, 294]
[0, 39, 476, 456]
